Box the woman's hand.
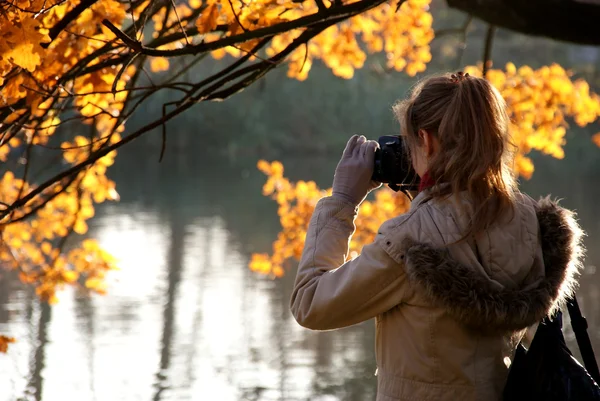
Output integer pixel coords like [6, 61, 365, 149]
[332, 135, 382, 206]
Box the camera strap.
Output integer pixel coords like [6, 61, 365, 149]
[566, 296, 600, 383]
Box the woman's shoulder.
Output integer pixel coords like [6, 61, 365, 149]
[377, 190, 534, 247]
[377, 199, 437, 245]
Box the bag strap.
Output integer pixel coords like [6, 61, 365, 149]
[566, 296, 600, 384]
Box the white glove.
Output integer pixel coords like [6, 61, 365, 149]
[332, 135, 382, 206]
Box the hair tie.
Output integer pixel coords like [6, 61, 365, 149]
[450, 71, 470, 83]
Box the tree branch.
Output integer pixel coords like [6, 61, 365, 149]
[315, 0, 327, 11]
[102, 0, 385, 57]
[101, 22, 143, 52]
[41, 0, 100, 48]
[0, 0, 389, 219]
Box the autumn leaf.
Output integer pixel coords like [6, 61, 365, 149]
[592, 133, 600, 148]
[150, 57, 170, 72]
[62, 270, 79, 283]
[0, 336, 16, 353]
[196, 4, 220, 34]
[6, 43, 42, 72]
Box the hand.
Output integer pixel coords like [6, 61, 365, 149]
[332, 135, 382, 206]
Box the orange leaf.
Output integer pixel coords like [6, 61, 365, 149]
[0, 335, 16, 353]
[7, 43, 41, 71]
[62, 270, 79, 283]
[195, 4, 219, 34]
[150, 57, 169, 72]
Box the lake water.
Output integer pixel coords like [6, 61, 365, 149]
[0, 146, 598, 401]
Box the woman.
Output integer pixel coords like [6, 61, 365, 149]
[290, 72, 583, 401]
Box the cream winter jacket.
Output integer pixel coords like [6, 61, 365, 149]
[290, 188, 583, 401]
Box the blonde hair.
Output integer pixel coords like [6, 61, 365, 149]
[393, 72, 518, 240]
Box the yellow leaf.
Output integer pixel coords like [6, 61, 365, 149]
[73, 219, 88, 235]
[19, 272, 37, 284]
[196, 4, 219, 34]
[257, 160, 271, 174]
[272, 266, 284, 277]
[249, 253, 272, 274]
[41, 242, 53, 255]
[506, 62, 516, 75]
[150, 57, 169, 72]
[592, 133, 600, 148]
[8, 43, 41, 71]
[85, 277, 102, 289]
[62, 270, 79, 283]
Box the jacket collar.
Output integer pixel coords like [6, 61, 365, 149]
[402, 196, 584, 333]
[410, 184, 445, 210]
[410, 191, 430, 209]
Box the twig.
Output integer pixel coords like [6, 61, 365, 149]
[161, 54, 210, 86]
[5, 174, 80, 224]
[111, 53, 139, 95]
[231, 44, 275, 64]
[228, 0, 248, 32]
[129, 0, 139, 39]
[169, 0, 191, 44]
[14, 132, 36, 219]
[102, 21, 143, 52]
[139, 65, 157, 87]
[160, 102, 171, 162]
[64, 29, 113, 44]
[300, 43, 309, 73]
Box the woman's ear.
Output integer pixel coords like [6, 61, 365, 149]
[419, 129, 435, 157]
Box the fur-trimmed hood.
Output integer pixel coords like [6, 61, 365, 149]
[401, 196, 584, 333]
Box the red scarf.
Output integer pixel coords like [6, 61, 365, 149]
[418, 171, 435, 193]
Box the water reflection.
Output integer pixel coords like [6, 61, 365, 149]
[0, 147, 597, 401]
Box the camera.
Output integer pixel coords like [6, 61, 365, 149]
[372, 135, 420, 192]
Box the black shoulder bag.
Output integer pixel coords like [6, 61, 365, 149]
[503, 296, 600, 401]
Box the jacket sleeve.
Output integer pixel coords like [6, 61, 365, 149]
[290, 196, 411, 330]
